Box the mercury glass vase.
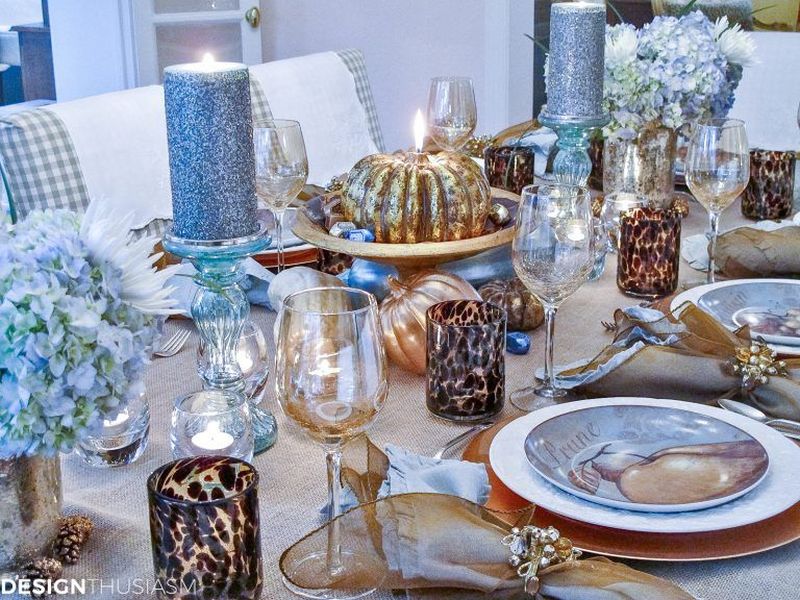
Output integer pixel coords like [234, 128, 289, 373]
[603, 126, 677, 209]
[0, 456, 62, 570]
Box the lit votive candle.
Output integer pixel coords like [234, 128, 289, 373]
[191, 421, 235, 452]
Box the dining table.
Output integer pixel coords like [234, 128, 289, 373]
[60, 198, 800, 600]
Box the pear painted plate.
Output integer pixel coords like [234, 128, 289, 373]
[490, 398, 800, 533]
[524, 405, 769, 513]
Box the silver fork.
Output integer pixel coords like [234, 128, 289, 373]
[153, 329, 191, 358]
[433, 421, 495, 460]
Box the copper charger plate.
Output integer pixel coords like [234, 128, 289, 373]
[463, 417, 800, 561]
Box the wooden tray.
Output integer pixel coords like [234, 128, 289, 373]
[463, 418, 800, 561]
[292, 188, 519, 279]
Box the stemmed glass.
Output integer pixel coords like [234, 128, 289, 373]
[254, 119, 309, 272]
[426, 76, 477, 152]
[275, 287, 388, 599]
[685, 119, 749, 284]
[511, 184, 595, 409]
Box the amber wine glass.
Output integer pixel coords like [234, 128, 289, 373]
[686, 119, 749, 284]
[254, 119, 308, 272]
[275, 287, 388, 599]
[512, 184, 595, 409]
[427, 76, 477, 152]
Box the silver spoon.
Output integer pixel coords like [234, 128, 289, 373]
[718, 398, 800, 440]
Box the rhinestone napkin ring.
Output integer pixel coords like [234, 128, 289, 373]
[502, 525, 581, 595]
[730, 341, 788, 390]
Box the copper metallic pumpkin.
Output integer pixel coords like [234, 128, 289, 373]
[379, 271, 481, 374]
[478, 278, 544, 332]
[341, 151, 492, 243]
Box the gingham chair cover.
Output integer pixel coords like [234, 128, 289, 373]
[0, 48, 384, 232]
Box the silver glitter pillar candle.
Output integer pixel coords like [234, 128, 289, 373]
[164, 60, 257, 240]
[546, 0, 606, 119]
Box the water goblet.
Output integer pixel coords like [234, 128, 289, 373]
[426, 76, 477, 152]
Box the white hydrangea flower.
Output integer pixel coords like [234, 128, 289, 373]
[714, 16, 757, 67]
[606, 25, 638, 67]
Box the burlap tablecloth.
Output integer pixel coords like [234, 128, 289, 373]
[60, 203, 800, 599]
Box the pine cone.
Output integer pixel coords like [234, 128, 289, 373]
[53, 515, 94, 565]
[19, 557, 64, 599]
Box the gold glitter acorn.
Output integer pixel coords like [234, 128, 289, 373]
[489, 203, 511, 226]
[53, 515, 94, 565]
[464, 135, 493, 158]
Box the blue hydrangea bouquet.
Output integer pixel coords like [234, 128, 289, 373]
[604, 10, 756, 132]
[0, 204, 180, 458]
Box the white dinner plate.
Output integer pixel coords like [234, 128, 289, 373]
[671, 279, 800, 357]
[490, 397, 800, 534]
[524, 404, 769, 513]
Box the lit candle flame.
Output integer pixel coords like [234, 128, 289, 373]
[413, 109, 426, 153]
[202, 52, 215, 63]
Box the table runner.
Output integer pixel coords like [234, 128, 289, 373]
[58, 202, 800, 600]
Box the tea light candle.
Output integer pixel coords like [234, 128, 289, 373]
[191, 421, 235, 452]
[104, 410, 130, 428]
[164, 53, 258, 240]
[545, 1, 606, 119]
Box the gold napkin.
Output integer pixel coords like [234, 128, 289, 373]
[716, 226, 800, 278]
[558, 303, 800, 420]
[280, 437, 694, 599]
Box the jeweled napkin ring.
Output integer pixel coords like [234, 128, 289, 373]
[502, 525, 581, 595]
[729, 340, 788, 390]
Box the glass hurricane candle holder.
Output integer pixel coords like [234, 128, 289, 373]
[617, 206, 682, 299]
[483, 145, 536, 195]
[170, 390, 254, 462]
[426, 300, 506, 422]
[742, 149, 796, 221]
[148, 456, 263, 600]
[197, 320, 276, 454]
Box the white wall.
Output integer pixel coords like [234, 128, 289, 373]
[48, 0, 135, 101]
[261, 0, 534, 151]
[0, 0, 42, 27]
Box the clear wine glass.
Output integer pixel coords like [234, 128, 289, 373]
[426, 76, 477, 152]
[511, 184, 595, 409]
[254, 119, 309, 272]
[685, 119, 749, 284]
[275, 287, 388, 599]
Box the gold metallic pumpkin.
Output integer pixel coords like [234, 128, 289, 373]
[479, 278, 544, 331]
[342, 151, 492, 243]
[379, 271, 481, 374]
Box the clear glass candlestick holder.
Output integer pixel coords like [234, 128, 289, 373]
[163, 222, 271, 391]
[539, 112, 609, 186]
[171, 390, 254, 462]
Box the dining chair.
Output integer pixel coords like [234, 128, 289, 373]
[0, 48, 384, 235]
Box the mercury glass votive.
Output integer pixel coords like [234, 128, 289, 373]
[483, 145, 536, 195]
[617, 206, 682, 299]
[742, 149, 796, 220]
[426, 300, 506, 422]
[148, 456, 263, 600]
[171, 390, 254, 462]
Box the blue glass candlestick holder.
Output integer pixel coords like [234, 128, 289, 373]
[163, 221, 278, 454]
[539, 111, 609, 186]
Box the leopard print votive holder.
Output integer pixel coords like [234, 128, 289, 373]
[426, 300, 506, 422]
[742, 149, 796, 221]
[484, 145, 536, 195]
[147, 456, 263, 599]
[617, 206, 681, 299]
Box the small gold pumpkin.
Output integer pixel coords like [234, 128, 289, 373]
[380, 271, 481, 374]
[342, 151, 492, 243]
[479, 278, 543, 331]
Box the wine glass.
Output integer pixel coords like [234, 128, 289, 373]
[426, 76, 477, 152]
[685, 119, 749, 284]
[511, 184, 595, 409]
[254, 119, 309, 272]
[275, 287, 388, 599]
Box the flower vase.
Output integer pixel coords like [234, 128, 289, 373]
[603, 127, 677, 209]
[0, 456, 62, 569]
